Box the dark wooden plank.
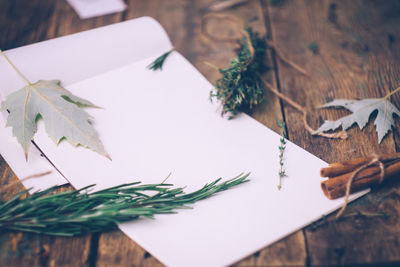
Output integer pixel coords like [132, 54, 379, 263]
[236, 231, 307, 267]
[0, 156, 93, 267]
[305, 188, 400, 266]
[0, 231, 92, 267]
[96, 231, 162, 267]
[0, 155, 24, 201]
[0, 0, 57, 50]
[0, 0, 125, 50]
[267, 0, 400, 265]
[0, 156, 45, 267]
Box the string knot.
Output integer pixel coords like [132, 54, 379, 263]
[336, 154, 385, 219]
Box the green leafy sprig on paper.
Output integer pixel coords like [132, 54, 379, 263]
[0, 49, 109, 159]
[147, 49, 175, 71]
[210, 27, 268, 119]
[0, 173, 249, 236]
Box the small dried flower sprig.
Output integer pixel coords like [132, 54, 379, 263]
[277, 119, 287, 190]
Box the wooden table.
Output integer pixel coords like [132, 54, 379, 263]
[1, 0, 400, 266]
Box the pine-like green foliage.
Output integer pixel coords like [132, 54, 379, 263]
[147, 49, 174, 71]
[0, 173, 249, 236]
[211, 28, 268, 119]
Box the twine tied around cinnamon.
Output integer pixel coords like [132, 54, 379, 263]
[335, 154, 385, 218]
[320, 152, 400, 218]
[320, 151, 400, 219]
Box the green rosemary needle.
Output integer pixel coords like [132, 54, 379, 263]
[0, 173, 249, 236]
[147, 48, 175, 71]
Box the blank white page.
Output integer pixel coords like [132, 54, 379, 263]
[32, 51, 367, 267]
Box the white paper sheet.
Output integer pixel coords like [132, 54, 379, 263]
[0, 17, 368, 266]
[32, 52, 367, 267]
[0, 17, 172, 190]
[66, 0, 127, 19]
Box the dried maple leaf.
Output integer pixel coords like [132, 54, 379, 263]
[314, 98, 400, 143]
[1, 80, 110, 159]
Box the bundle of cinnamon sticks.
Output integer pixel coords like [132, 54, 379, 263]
[320, 152, 400, 199]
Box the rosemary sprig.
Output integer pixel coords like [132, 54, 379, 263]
[210, 27, 268, 119]
[277, 119, 287, 190]
[147, 49, 175, 71]
[0, 173, 249, 236]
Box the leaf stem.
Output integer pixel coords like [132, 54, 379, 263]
[381, 86, 400, 127]
[383, 86, 400, 100]
[0, 49, 32, 85]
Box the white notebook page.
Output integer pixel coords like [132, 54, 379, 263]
[30, 51, 367, 267]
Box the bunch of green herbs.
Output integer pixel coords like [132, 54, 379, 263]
[0, 173, 249, 236]
[210, 27, 268, 118]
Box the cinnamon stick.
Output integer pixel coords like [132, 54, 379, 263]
[320, 153, 400, 200]
[320, 152, 400, 178]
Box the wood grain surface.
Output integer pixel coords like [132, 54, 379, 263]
[1, 0, 400, 266]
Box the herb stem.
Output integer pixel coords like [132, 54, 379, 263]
[203, 61, 220, 71]
[0, 49, 32, 85]
[277, 119, 287, 190]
